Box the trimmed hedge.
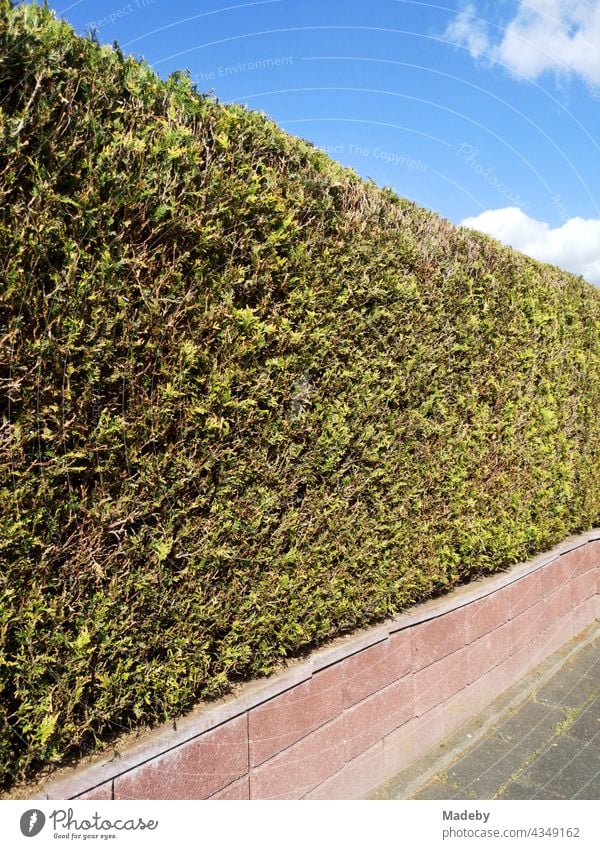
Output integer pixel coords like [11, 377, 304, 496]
[1, 1, 599, 789]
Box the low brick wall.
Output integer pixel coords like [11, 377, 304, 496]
[33, 531, 600, 801]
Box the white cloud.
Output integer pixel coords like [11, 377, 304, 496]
[460, 207, 600, 284]
[445, 1, 600, 88]
[445, 2, 492, 60]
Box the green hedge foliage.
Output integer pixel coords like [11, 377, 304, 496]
[1, 1, 599, 788]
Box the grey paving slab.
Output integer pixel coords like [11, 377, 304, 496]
[564, 638, 600, 675]
[573, 773, 600, 799]
[443, 740, 526, 799]
[412, 780, 458, 800]
[566, 703, 600, 744]
[520, 737, 600, 795]
[498, 781, 540, 800]
[499, 781, 566, 800]
[495, 700, 566, 750]
[535, 669, 599, 709]
[528, 787, 567, 800]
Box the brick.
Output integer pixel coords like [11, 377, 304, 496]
[543, 584, 573, 629]
[208, 775, 250, 800]
[250, 715, 345, 799]
[465, 590, 509, 643]
[412, 607, 467, 671]
[304, 741, 387, 800]
[74, 782, 112, 800]
[114, 715, 248, 800]
[507, 570, 543, 618]
[344, 675, 414, 762]
[573, 596, 599, 636]
[540, 613, 575, 658]
[249, 663, 343, 767]
[542, 556, 573, 596]
[510, 631, 549, 681]
[413, 648, 469, 716]
[445, 655, 514, 738]
[574, 540, 600, 575]
[568, 543, 598, 577]
[383, 704, 447, 776]
[466, 622, 512, 684]
[571, 570, 597, 607]
[510, 601, 545, 656]
[342, 631, 411, 708]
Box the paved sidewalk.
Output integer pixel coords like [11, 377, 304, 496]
[375, 621, 600, 800]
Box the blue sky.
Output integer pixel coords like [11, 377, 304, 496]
[48, 0, 600, 283]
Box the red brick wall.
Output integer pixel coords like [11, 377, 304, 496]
[36, 533, 600, 801]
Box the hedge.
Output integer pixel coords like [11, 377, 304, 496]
[0, 1, 599, 789]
